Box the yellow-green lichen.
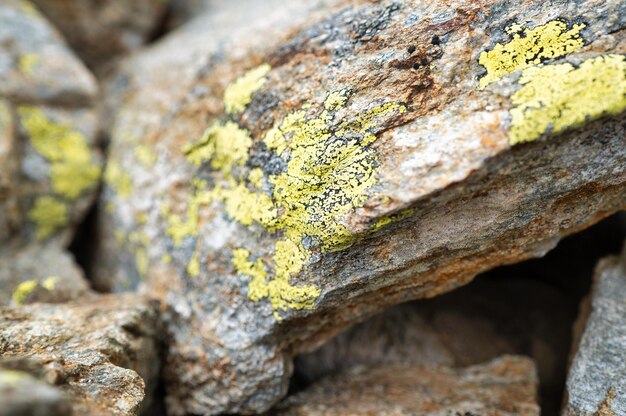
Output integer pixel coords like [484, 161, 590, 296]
[187, 252, 200, 277]
[184, 121, 253, 173]
[509, 54, 626, 144]
[223, 64, 271, 115]
[175, 63, 405, 317]
[104, 160, 133, 198]
[135, 247, 148, 278]
[0, 370, 30, 385]
[18, 107, 100, 200]
[12, 279, 38, 305]
[371, 207, 416, 233]
[135, 144, 156, 166]
[478, 20, 585, 89]
[18, 53, 39, 76]
[41, 275, 58, 291]
[28, 196, 68, 239]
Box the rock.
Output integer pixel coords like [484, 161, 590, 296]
[563, 244, 626, 415]
[0, 294, 162, 416]
[0, 243, 92, 306]
[30, 0, 168, 73]
[0, 367, 71, 416]
[95, 0, 626, 413]
[274, 355, 540, 415]
[295, 277, 571, 415]
[0, 0, 102, 247]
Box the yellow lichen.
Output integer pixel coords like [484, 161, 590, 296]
[175, 62, 405, 316]
[248, 167, 264, 189]
[18, 53, 39, 76]
[184, 121, 253, 174]
[187, 251, 200, 277]
[12, 280, 38, 305]
[509, 54, 626, 144]
[104, 160, 133, 198]
[28, 196, 68, 239]
[135, 144, 156, 166]
[478, 20, 585, 89]
[0, 370, 30, 385]
[135, 248, 148, 278]
[41, 276, 58, 291]
[223, 64, 271, 114]
[18, 107, 100, 201]
[371, 208, 416, 233]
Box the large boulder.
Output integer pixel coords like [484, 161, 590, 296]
[563, 243, 626, 415]
[96, 0, 626, 413]
[0, 294, 162, 416]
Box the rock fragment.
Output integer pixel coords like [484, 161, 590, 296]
[0, 243, 92, 306]
[274, 356, 540, 416]
[563, 245, 626, 416]
[0, 367, 71, 416]
[0, 294, 162, 416]
[96, 0, 626, 413]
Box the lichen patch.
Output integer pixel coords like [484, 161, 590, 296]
[478, 20, 585, 89]
[509, 54, 626, 144]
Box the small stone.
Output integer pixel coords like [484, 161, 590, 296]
[273, 356, 540, 415]
[0, 294, 162, 416]
[563, 244, 626, 415]
[0, 243, 92, 306]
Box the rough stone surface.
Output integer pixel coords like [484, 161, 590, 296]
[274, 355, 540, 415]
[95, 0, 626, 413]
[0, 294, 161, 416]
[295, 277, 571, 414]
[30, 0, 167, 73]
[0, 0, 102, 247]
[0, 366, 71, 416]
[0, 243, 92, 306]
[563, 244, 626, 416]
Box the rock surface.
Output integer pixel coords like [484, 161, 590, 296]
[275, 355, 540, 416]
[30, 0, 167, 73]
[0, 243, 92, 306]
[0, 0, 101, 247]
[95, 0, 626, 413]
[0, 294, 161, 416]
[563, 244, 626, 415]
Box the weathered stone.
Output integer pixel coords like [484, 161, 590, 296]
[295, 277, 571, 414]
[0, 0, 102, 247]
[274, 355, 540, 415]
[0, 243, 92, 306]
[0, 366, 71, 416]
[95, 0, 626, 413]
[0, 294, 162, 416]
[563, 244, 626, 415]
[30, 0, 167, 73]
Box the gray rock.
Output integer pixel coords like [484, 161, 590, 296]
[0, 294, 162, 416]
[95, 0, 626, 413]
[274, 355, 540, 416]
[563, 244, 626, 415]
[0, 0, 102, 247]
[0, 367, 71, 416]
[0, 243, 92, 306]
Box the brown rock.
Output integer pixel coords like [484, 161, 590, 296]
[274, 356, 540, 416]
[95, 0, 626, 413]
[0, 294, 162, 416]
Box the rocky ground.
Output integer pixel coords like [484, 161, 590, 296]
[0, 0, 624, 415]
